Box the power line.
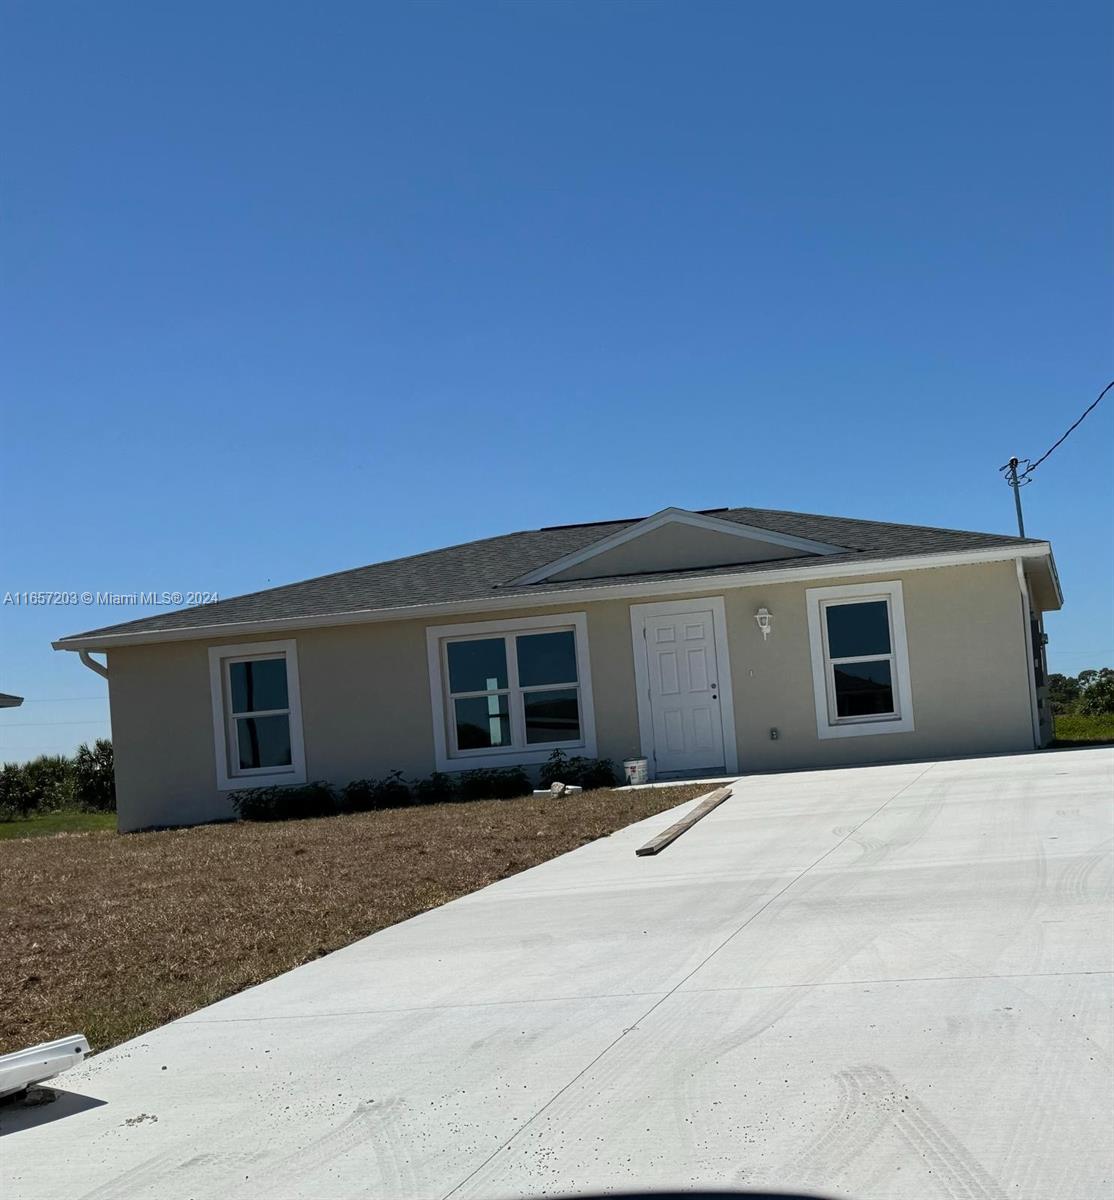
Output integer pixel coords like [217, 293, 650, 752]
[0, 718, 111, 728]
[1018, 378, 1114, 480]
[999, 377, 1113, 535]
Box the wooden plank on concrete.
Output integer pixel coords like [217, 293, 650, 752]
[635, 786, 733, 856]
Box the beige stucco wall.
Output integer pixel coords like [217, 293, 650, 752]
[106, 558, 1035, 831]
[724, 557, 1033, 771]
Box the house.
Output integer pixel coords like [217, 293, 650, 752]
[54, 506, 1060, 832]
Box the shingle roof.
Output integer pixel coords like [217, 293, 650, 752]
[57, 507, 1046, 645]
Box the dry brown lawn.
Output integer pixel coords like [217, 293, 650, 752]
[0, 785, 708, 1055]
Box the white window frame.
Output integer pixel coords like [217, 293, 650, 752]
[208, 640, 307, 790]
[425, 612, 597, 772]
[806, 580, 915, 740]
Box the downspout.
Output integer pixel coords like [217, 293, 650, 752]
[1015, 558, 1041, 749]
[78, 650, 109, 679]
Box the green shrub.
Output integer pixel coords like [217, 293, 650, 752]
[1078, 676, 1114, 717]
[538, 749, 618, 790]
[0, 742, 116, 820]
[17, 755, 76, 811]
[0, 762, 39, 820]
[342, 771, 412, 812]
[578, 758, 619, 788]
[341, 779, 377, 812]
[411, 772, 458, 805]
[1048, 672, 1081, 714]
[232, 782, 338, 821]
[455, 767, 531, 801]
[232, 764, 562, 823]
[1053, 711, 1114, 744]
[73, 739, 115, 811]
[1048, 668, 1114, 716]
[537, 750, 570, 789]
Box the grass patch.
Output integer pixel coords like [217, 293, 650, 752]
[0, 784, 710, 1054]
[1052, 712, 1114, 745]
[0, 811, 118, 840]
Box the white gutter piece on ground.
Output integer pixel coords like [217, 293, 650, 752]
[0, 1035, 91, 1098]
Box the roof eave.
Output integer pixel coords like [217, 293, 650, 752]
[53, 542, 1057, 653]
[1024, 546, 1064, 611]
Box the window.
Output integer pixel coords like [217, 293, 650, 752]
[824, 600, 895, 719]
[806, 581, 915, 739]
[427, 613, 597, 771]
[208, 641, 306, 789]
[228, 657, 292, 769]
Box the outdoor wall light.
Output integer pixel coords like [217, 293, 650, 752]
[755, 607, 773, 640]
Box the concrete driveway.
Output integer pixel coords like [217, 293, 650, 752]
[3, 748, 1111, 1200]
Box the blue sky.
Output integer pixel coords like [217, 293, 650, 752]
[2, 1, 1111, 761]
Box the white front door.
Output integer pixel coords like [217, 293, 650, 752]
[642, 607, 726, 775]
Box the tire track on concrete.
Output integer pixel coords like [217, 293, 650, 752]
[1054, 840, 1113, 905]
[444, 763, 941, 1199]
[74, 1099, 417, 1200]
[76, 1146, 268, 1200]
[656, 780, 953, 1184]
[668, 776, 951, 1074]
[656, 770, 1042, 1191]
[774, 1065, 1006, 1200]
[765, 1068, 895, 1191]
[246, 1097, 417, 1200]
[853, 1067, 1007, 1200]
[995, 980, 1105, 1200]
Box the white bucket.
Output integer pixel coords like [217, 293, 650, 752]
[623, 758, 649, 786]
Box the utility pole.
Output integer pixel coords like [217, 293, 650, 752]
[997, 379, 1112, 539]
[1004, 456, 1026, 537]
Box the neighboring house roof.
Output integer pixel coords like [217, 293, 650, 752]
[0, 693, 24, 708]
[54, 505, 1057, 649]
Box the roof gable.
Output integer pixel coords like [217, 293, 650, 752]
[508, 508, 844, 585]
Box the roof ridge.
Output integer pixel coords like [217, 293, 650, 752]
[725, 505, 1042, 543]
[538, 507, 729, 532]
